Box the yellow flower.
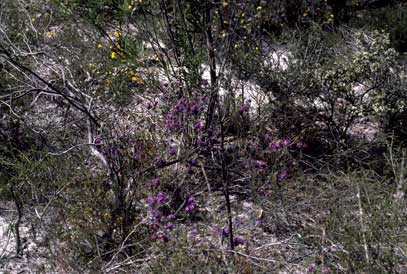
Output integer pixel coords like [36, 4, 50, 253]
[113, 31, 122, 38]
[256, 6, 262, 11]
[327, 13, 334, 23]
[111, 51, 117, 59]
[115, 42, 123, 50]
[98, 44, 104, 49]
[46, 31, 56, 38]
[131, 75, 144, 84]
[128, 5, 133, 10]
[222, 2, 228, 8]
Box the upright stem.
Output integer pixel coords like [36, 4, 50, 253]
[205, 0, 218, 129]
[220, 117, 234, 250]
[10, 183, 23, 255]
[356, 181, 369, 264]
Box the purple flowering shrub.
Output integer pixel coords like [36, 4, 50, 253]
[160, 84, 208, 135]
[147, 190, 173, 243]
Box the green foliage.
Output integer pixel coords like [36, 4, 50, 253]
[53, 0, 135, 23]
[354, 3, 407, 52]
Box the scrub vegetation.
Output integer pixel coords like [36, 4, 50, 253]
[1, 0, 407, 273]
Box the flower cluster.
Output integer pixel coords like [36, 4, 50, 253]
[147, 190, 175, 243]
[196, 128, 221, 152]
[164, 95, 207, 133]
[151, 178, 160, 188]
[268, 136, 308, 152]
[239, 99, 251, 113]
[269, 138, 291, 151]
[185, 195, 198, 214]
[218, 226, 245, 248]
[255, 160, 267, 173]
[128, 68, 144, 84]
[128, 0, 142, 10]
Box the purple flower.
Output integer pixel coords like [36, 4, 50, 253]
[278, 169, 289, 181]
[149, 222, 159, 230]
[175, 105, 183, 113]
[200, 79, 209, 86]
[134, 153, 141, 161]
[166, 121, 176, 131]
[256, 160, 266, 168]
[147, 197, 156, 206]
[270, 141, 282, 151]
[296, 141, 308, 149]
[206, 129, 213, 137]
[169, 146, 177, 156]
[190, 104, 199, 113]
[150, 209, 159, 218]
[282, 139, 291, 146]
[154, 158, 166, 167]
[189, 228, 198, 237]
[164, 222, 174, 229]
[185, 203, 197, 213]
[187, 196, 196, 203]
[166, 214, 175, 220]
[157, 192, 170, 204]
[176, 121, 184, 130]
[152, 231, 168, 242]
[222, 227, 230, 236]
[189, 160, 198, 167]
[233, 236, 245, 246]
[94, 137, 103, 149]
[197, 137, 205, 146]
[180, 98, 188, 105]
[307, 264, 316, 273]
[239, 106, 248, 113]
[322, 267, 331, 274]
[194, 122, 204, 131]
[152, 178, 161, 188]
[239, 101, 250, 113]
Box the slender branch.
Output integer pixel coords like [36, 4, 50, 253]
[0, 45, 100, 127]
